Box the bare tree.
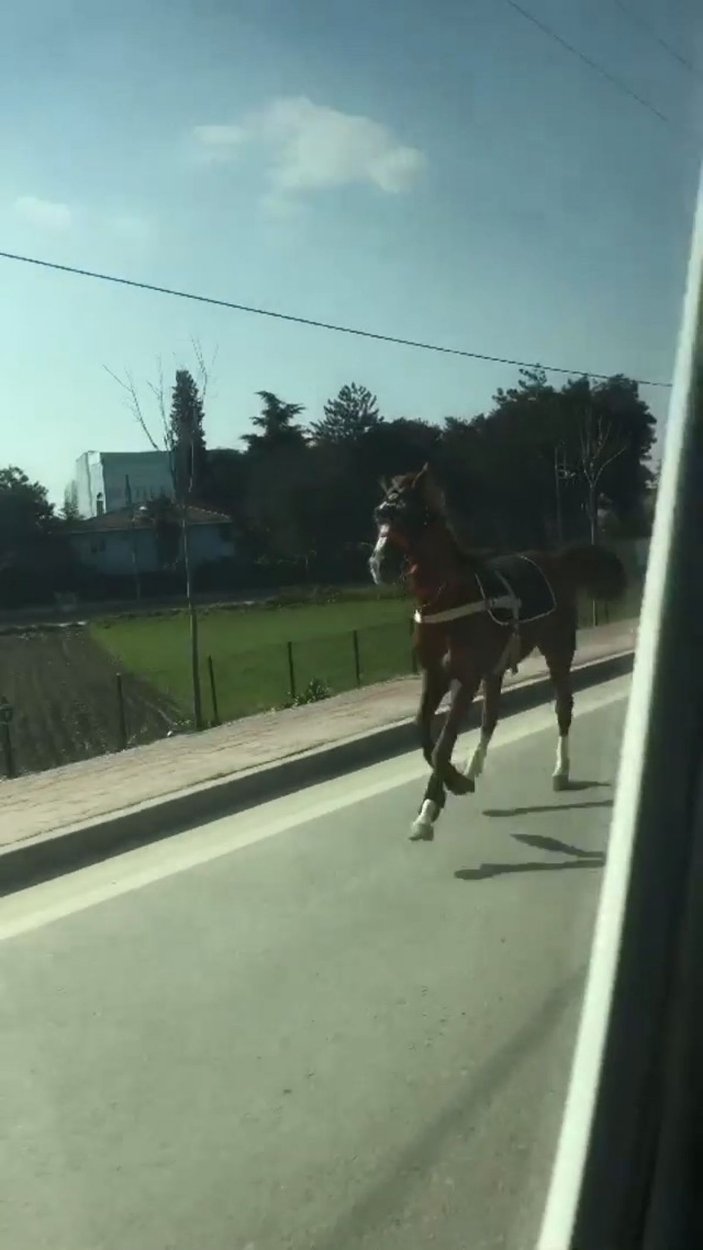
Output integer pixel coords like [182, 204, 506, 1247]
[576, 408, 627, 545]
[574, 408, 626, 626]
[104, 345, 217, 731]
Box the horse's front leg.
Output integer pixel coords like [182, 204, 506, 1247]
[431, 675, 480, 797]
[411, 664, 450, 841]
[415, 663, 449, 767]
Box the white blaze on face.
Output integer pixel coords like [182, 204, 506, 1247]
[369, 523, 390, 585]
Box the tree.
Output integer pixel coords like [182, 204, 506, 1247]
[105, 347, 217, 731]
[432, 368, 657, 551]
[0, 467, 56, 561]
[0, 467, 74, 602]
[242, 443, 319, 568]
[237, 392, 309, 566]
[205, 447, 255, 553]
[168, 369, 208, 502]
[310, 383, 380, 444]
[555, 375, 656, 537]
[575, 408, 626, 543]
[62, 481, 81, 522]
[242, 392, 306, 454]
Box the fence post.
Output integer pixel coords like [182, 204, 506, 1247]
[352, 629, 361, 687]
[207, 655, 220, 726]
[286, 640, 297, 701]
[115, 673, 127, 750]
[0, 698, 15, 778]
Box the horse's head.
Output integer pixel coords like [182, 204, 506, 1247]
[369, 464, 446, 586]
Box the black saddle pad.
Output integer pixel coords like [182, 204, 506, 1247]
[475, 554, 556, 626]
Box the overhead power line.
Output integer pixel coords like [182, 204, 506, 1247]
[503, 0, 690, 136]
[613, 0, 703, 82]
[0, 247, 671, 389]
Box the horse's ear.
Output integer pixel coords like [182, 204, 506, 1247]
[378, 476, 389, 495]
[415, 464, 445, 513]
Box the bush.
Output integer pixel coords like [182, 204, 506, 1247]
[281, 676, 331, 708]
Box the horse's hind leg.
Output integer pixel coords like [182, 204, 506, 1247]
[541, 631, 576, 791]
[465, 671, 504, 782]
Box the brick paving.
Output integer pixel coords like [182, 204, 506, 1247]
[0, 620, 636, 849]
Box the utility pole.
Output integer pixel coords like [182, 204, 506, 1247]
[125, 473, 141, 601]
[553, 443, 574, 547]
[554, 445, 564, 547]
[179, 441, 203, 731]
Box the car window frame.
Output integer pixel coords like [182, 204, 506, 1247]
[538, 166, 703, 1250]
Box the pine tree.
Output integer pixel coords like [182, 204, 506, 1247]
[242, 391, 306, 454]
[311, 383, 380, 444]
[168, 369, 208, 502]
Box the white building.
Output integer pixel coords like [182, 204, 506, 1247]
[74, 450, 173, 517]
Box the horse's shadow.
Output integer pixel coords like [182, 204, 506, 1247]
[454, 817, 607, 882]
[482, 780, 612, 819]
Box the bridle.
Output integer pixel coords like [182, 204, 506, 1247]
[375, 494, 451, 607]
[374, 493, 437, 554]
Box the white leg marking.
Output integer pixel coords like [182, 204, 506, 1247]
[466, 733, 490, 781]
[411, 800, 438, 839]
[552, 734, 571, 790]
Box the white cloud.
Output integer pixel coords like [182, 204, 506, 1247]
[191, 96, 426, 196]
[14, 195, 73, 230]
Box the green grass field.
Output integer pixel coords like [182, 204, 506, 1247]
[92, 574, 643, 727]
[93, 595, 415, 723]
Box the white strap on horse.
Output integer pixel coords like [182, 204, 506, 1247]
[413, 593, 516, 625]
[413, 582, 522, 675]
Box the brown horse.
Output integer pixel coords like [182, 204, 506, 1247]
[369, 465, 626, 840]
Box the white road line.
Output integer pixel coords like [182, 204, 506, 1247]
[0, 675, 630, 940]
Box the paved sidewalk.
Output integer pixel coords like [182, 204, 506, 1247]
[0, 619, 636, 849]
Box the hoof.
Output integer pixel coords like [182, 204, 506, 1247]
[434, 760, 476, 796]
[410, 819, 435, 842]
[445, 768, 475, 796]
[452, 774, 476, 796]
[552, 774, 569, 792]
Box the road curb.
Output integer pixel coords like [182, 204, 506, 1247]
[0, 648, 633, 896]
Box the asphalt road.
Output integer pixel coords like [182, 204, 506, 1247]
[0, 675, 629, 1250]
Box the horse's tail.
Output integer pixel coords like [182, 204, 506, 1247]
[556, 544, 627, 602]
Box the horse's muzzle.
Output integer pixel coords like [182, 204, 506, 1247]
[369, 534, 405, 585]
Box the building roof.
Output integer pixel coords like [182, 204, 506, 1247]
[77, 449, 170, 463]
[67, 505, 232, 533]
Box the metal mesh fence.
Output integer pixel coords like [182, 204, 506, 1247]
[0, 569, 643, 778]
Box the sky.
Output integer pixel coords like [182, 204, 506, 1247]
[1, 0, 701, 505]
